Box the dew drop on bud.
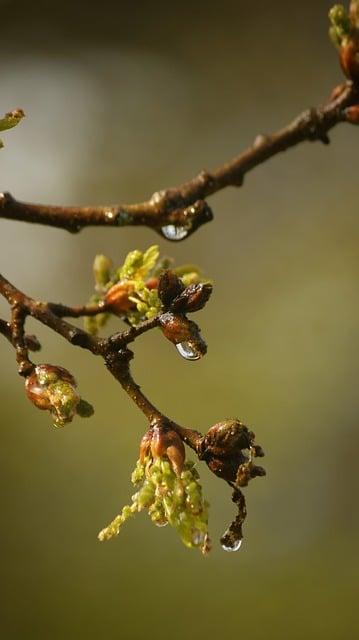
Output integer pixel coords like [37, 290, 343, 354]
[161, 225, 189, 241]
[176, 341, 201, 361]
[192, 530, 205, 546]
[221, 537, 242, 552]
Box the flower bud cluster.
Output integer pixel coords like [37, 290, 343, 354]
[98, 428, 210, 553]
[84, 245, 210, 334]
[25, 364, 93, 428]
[329, 2, 359, 81]
[200, 419, 265, 487]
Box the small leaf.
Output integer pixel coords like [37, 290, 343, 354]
[0, 108, 25, 132]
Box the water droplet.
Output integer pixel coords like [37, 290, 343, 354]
[161, 225, 188, 241]
[154, 519, 168, 528]
[192, 530, 205, 546]
[221, 537, 242, 552]
[176, 341, 201, 361]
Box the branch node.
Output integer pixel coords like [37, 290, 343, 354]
[306, 108, 331, 144]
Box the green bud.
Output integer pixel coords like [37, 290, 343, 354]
[93, 254, 112, 288]
[84, 315, 99, 335]
[137, 481, 155, 508]
[119, 249, 143, 280]
[131, 459, 145, 485]
[76, 399, 94, 418]
[0, 108, 25, 132]
[329, 5, 351, 46]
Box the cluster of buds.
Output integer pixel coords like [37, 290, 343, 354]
[98, 423, 210, 553]
[25, 364, 93, 428]
[84, 245, 211, 334]
[199, 419, 265, 487]
[198, 419, 265, 551]
[329, 2, 359, 82]
[158, 269, 212, 360]
[84, 247, 165, 332]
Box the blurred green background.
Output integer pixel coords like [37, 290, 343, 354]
[0, 0, 358, 638]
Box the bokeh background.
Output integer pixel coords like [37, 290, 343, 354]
[0, 0, 358, 638]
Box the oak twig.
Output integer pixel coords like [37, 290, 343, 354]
[1, 46, 358, 550]
[0, 82, 358, 238]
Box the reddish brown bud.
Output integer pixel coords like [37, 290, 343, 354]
[203, 419, 254, 456]
[339, 40, 359, 82]
[159, 312, 207, 359]
[139, 429, 153, 463]
[350, 1, 359, 29]
[158, 270, 184, 308]
[145, 276, 159, 290]
[104, 281, 135, 314]
[25, 376, 51, 410]
[345, 104, 359, 123]
[151, 426, 185, 475]
[25, 364, 82, 427]
[140, 424, 186, 475]
[25, 364, 76, 410]
[170, 282, 212, 313]
[159, 312, 194, 344]
[199, 419, 265, 487]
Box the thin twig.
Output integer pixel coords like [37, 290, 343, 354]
[0, 317, 41, 351]
[0, 82, 357, 237]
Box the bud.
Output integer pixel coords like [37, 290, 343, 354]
[339, 39, 359, 81]
[0, 108, 25, 133]
[93, 254, 112, 288]
[158, 270, 184, 308]
[329, 5, 351, 47]
[150, 425, 186, 476]
[140, 424, 185, 475]
[345, 104, 359, 123]
[199, 419, 265, 487]
[76, 399, 95, 417]
[159, 312, 207, 360]
[350, 0, 359, 28]
[104, 281, 135, 314]
[170, 282, 213, 313]
[159, 312, 195, 343]
[329, 3, 359, 80]
[25, 364, 93, 428]
[145, 276, 159, 290]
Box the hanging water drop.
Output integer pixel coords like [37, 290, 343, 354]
[191, 529, 205, 546]
[176, 341, 201, 361]
[161, 224, 189, 241]
[221, 537, 242, 552]
[154, 519, 168, 528]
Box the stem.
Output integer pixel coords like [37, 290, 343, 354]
[10, 304, 33, 375]
[0, 82, 357, 236]
[0, 317, 41, 351]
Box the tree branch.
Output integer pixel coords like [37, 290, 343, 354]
[1, 82, 358, 239]
[0, 271, 201, 447]
[0, 317, 41, 351]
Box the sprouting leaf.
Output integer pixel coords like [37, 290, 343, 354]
[0, 108, 25, 148]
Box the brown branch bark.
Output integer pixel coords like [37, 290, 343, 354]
[0, 271, 200, 448]
[1, 81, 358, 238]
